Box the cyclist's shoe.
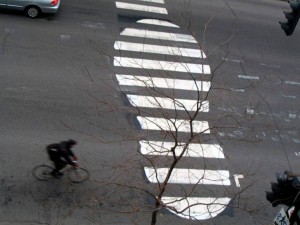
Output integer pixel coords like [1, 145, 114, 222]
[51, 171, 63, 177]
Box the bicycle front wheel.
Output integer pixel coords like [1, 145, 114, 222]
[32, 165, 54, 181]
[68, 167, 90, 183]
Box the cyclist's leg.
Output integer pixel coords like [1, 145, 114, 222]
[53, 159, 67, 175]
[51, 159, 63, 175]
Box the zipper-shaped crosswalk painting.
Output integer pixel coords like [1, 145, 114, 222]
[113, 0, 236, 220]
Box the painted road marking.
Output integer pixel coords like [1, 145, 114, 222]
[114, 41, 206, 58]
[260, 63, 280, 68]
[223, 58, 243, 63]
[121, 28, 197, 43]
[60, 34, 70, 40]
[238, 75, 259, 80]
[145, 167, 231, 185]
[161, 197, 231, 220]
[285, 80, 300, 86]
[138, 0, 165, 3]
[112, 13, 235, 220]
[230, 88, 245, 92]
[116, 74, 211, 91]
[81, 21, 105, 29]
[140, 141, 225, 158]
[127, 95, 209, 112]
[137, 116, 210, 133]
[114, 57, 211, 74]
[234, 174, 244, 188]
[137, 19, 179, 28]
[282, 95, 296, 99]
[116, 2, 168, 14]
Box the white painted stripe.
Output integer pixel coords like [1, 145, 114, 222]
[285, 80, 300, 85]
[121, 28, 197, 43]
[145, 167, 231, 185]
[140, 141, 225, 158]
[60, 34, 70, 40]
[246, 108, 254, 115]
[116, 74, 211, 92]
[282, 95, 296, 99]
[260, 63, 280, 68]
[230, 88, 245, 92]
[234, 174, 244, 187]
[114, 41, 205, 58]
[114, 57, 211, 74]
[162, 197, 231, 220]
[137, 19, 179, 28]
[223, 58, 243, 63]
[127, 95, 209, 112]
[289, 112, 297, 119]
[137, 116, 210, 133]
[238, 75, 259, 80]
[116, 2, 167, 14]
[138, 0, 165, 3]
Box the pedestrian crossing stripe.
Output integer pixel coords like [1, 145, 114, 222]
[145, 167, 231, 185]
[114, 41, 206, 58]
[137, 116, 210, 133]
[161, 197, 231, 220]
[114, 57, 211, 74]
[116, 2, 168, 14]
[121, 28, 198, 43]
[137, 0, 165, 4]
[139, 141, 225, 158]
[116, 74, 211, 92]
[137, 19, 179, 27]
[127, 95, 209, 112]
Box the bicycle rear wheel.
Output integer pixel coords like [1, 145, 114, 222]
[68, 167, 90, 183]
[32, 165, 54, 181]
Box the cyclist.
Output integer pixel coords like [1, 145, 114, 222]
[46, 139, 78, 177]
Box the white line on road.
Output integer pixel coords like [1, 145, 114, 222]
[138, 0, 165, 3]
[114, 57, 211, 74]
[285, 80, 300, 85]
[116, 74, 211, 91]
[137, 116, 210, 133]
[223, 58, 243, 63]
[127, 95, 209, 112]
[230, 88, 245, 92]
[238, 75, 259, 80]
[116, 2, 168, 14]
[162, 197, 231, 220]
[145, 167, 231, 185]
[114, 41, 206, 58]
[289, 112, 297, 119]
[282, 95, 296, 99]
[234, 174, 244, 188]
[121, 28, 197, 43]
[60, 34, 70, 40]
[140, 141, 225, 158]
[246, 107, 254, 115]
[260, 63, 280, 68]
[137, 19, 179, 28]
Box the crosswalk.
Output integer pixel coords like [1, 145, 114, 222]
[114, 0, 233, 221]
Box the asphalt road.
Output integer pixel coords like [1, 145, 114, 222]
[0, 0, 300, 224]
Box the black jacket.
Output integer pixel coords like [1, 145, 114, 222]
[47, 141, 76, 165]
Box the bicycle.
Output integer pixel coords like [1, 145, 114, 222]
[32, 164, 90, 183]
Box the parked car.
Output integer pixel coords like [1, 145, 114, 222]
[0, 0, 60, 18]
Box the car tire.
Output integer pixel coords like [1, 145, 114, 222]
[25, 6, 40, 18]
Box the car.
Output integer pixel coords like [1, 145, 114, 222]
[0, 0, 60, 18]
